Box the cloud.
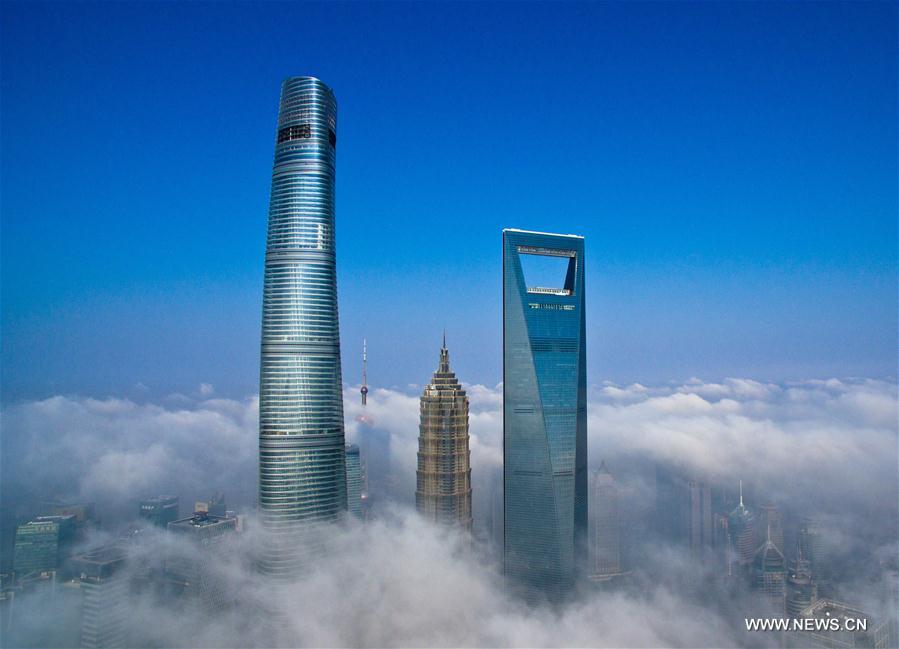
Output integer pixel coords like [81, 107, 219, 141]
[2, 394, 258, 516]
[2, 378, 896, 648]
[586, 378, 897, 512]
[4, 509, 746, 649]
[5, 377, 895, 526]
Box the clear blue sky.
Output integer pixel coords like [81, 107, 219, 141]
[1, 2, 896, 402]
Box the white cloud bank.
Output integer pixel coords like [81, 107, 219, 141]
[2, 377, 896, 648]
[4, 377, 895, 520]
[343, 377, 897, 513]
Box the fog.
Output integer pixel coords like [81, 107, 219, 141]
[2, 377, 896, 647]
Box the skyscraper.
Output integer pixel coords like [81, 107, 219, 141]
[13, 516, 76, 578]
[415, 338, 472, 531]
[592, 462, 621, 578]
[166, 512, 238, 607]
[44, 501, 96, 527]
[258, 77, 346, 574]
[71, 546, 129, 649]
[685, 479, 713, 562]
[753, 527, 787, 614]
[798, 516, 831, 589]
[138, 496, 179, 528]
[728, 482, 755, 575]
[487, 470, 504, 556]
[654, 469, 714, 562]
[786, 544, 817, 619]
[345, 444, 365, 519]
[503, 229, 587, 602]
[758, 504, 784, 553]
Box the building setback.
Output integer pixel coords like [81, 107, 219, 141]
[415, 339, 472, 531]
[258, 77, 347, 574]
[503, 229, 587, 602]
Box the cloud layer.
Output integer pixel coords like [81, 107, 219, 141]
[2, 378, 896, 647]
[4, 377, 896, 532]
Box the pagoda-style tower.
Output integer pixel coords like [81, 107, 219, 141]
[415, 336, 472, 531]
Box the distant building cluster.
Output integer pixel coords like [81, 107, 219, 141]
[2, 495, 244, 647]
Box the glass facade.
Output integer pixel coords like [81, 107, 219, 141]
[502, 229, 587, 602]
[345, 444, 364, 519]
[13, 516, 76, 577]
[753, 532, 787, 614]
[415, 342, 472, 531]
[259, 77, 346, 574]
[167, 513, 238, 605]
[71, 546, 129, 649]
[729, 500, 756, 573]
[138, 495, 179, 528]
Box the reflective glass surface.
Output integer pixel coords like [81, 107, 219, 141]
[259, 77, 346, 575]
[503, 230, 587, 602]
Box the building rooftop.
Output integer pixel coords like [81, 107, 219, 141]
[169, 512, 234, 530]
[503, 228, 584, 239]
[801, 599, 870, 620]
[22, 515, 75, 526]
[71, 545, 127, 578]
[72, 545, 127, 565]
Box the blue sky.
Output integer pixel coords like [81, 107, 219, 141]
[1, 1, 896, 402]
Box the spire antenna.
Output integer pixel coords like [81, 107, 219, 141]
[438, 330, 450, 373]
[739, 480, 744, 508]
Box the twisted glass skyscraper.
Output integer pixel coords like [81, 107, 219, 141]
[503, 229, 587, 602]
[259, 77, 346, 575]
